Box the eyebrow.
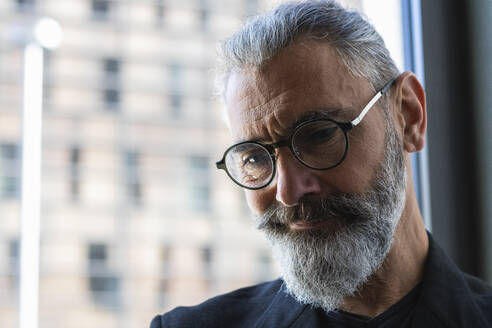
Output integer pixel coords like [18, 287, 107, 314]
[237, 108, 346, 145]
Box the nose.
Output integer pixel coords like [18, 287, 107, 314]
[274, 148, 323, 207]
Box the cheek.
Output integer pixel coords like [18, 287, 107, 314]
[245, 187, 276, 215]
[329, 131, 386, 192]
[326, 163, 374, 194]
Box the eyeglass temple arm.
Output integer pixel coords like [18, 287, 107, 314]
[350, 79, 395, 127]
[216, 159, 225, 169]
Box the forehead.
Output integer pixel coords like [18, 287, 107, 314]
[224, 41, 374, 142]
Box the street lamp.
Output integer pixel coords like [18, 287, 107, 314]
[18, 17, 62, 328]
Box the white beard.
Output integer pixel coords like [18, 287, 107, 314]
[255, 121, 407, 313]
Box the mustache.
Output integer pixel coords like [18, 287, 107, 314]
[255, 192, 377, 232]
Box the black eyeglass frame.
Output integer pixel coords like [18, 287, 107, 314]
[216, 78, 396, 190]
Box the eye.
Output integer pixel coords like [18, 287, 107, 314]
[238, 151, 272, 183]
[242, 152, 270, 168]
[304, 126, 338, 144]
[224, 142, 274, 187]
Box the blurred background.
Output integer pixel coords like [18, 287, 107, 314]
[0, 0, 490, 327]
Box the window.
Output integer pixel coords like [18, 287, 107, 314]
[102, 57, 121, 110]
[9, 239, 19, 291]
[123, 150, 141, 205]
[70, 147, 81, 202]
[89, 243, 106, 261]
[156, 0, 166, 26]
[104, 58, 120, 75]
[168, 63, 182, 118]
[88, 243, 120, 307]
[197, 0, 209, 30]
[15, 0, 35, 12]
[201, 246, 212, 288]
[188, 156, 210, 212]
[0, 144, 20, 199]
[104, 89, 120, 108]
[170, 94, 182, 118]
[92, 0, 110, 20]
[158, 246, 171, 305]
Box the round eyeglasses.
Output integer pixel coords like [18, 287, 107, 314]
[216, 79, 395, 190]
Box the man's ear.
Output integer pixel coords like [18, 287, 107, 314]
[392, 72, 427, 153]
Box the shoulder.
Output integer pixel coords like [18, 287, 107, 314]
[463, 273, 492, 311]
[463, 272, 492, 294]
[150, 279, 284, 328]
[420, 233, 492, 326]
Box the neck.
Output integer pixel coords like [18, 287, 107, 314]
[339, 189, 429, 318]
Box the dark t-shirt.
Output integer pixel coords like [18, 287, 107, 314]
[317, 283, 422, 327]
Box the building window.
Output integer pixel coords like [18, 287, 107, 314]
[170, 94, 182, 118]
[102, 57, 121, 110]
[156, 0, 166, 26]
[202, 247, 212, 271]
[123, 150, 141, 205]
[15, 0, 35, 12]
[88, 243, 120, 307]
[92, 0, 110, 20]
[168, 63, 182, 118]
[104, 57, 120, 75]
[104, 89, 120, 107]
[0, 144, 20, 199]
[158, 246, 171, 306]
[202, 246, 212, 288]
[9, 239, 19, 291]
[197, 0, 209, 30]
[70, 146, 81, 202]
[188, 156, 210, 212]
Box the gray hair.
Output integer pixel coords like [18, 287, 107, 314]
[218, 0, 399, 99]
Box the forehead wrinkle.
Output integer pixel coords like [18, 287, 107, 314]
[226, 41, 377, 144]
[240, 87, 297, 125]
[234, 79, 304, 141]
[264, 107, 292, 141]
[235, 105, 291, 144]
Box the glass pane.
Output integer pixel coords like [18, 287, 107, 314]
[0, 1, 408, 327]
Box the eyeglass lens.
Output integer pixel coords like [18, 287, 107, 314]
[224, 120, 347, 189]
[292, 120, 346, 169]
[225, 142, 274, 189]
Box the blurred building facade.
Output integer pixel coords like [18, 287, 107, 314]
[0, 0, 361, 327]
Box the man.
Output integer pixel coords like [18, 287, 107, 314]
[151, 1, 492, 327]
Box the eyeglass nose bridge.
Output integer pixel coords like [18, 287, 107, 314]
[263, 139, 296, 162]
[264, 138, 309, 173]
[267, 139, 290, 152]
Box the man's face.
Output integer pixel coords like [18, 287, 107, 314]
[225, 41, 389, 215]
[224, 41, 407, 311]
